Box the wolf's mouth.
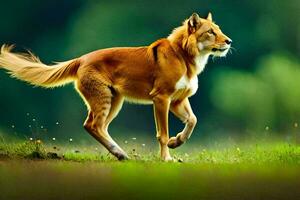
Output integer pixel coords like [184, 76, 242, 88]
[212, 48, 228, 52]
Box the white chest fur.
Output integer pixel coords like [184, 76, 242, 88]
[173, 52, 209, 98]
[194, 54, 209, 74]
[175, 75, 198, 96]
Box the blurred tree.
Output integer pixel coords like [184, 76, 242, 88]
[257, 54, 300, 129]
[210, 53, 300, 133]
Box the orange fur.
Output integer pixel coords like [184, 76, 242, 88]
[0, 13, 231, 161]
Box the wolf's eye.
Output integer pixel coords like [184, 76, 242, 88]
[208, 29, 216, 36]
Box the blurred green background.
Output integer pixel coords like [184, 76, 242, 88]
[0, 0, 299, 142]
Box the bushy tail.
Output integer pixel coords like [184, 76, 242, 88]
[0, 45, 80, 88]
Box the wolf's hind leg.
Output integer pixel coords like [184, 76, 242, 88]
[103, 92, 124, 132]
[78, 77, 128, 160]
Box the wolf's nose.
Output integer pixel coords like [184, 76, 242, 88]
[225, 39, 232, 45]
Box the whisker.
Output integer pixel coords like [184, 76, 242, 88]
[230, 46, 237, 52]
[212, 56, 217, 62]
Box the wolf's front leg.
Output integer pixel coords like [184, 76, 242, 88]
[153, 95, 173, 161]
[168, 98, 197, 149]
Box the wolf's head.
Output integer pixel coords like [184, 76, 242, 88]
[169, 12, 232, 58]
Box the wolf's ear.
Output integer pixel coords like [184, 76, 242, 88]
[188, 13, 201, 34]
[207, 12, 213, 21]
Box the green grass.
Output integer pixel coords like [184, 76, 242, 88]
[0, 139, 299, 200]
[1, 139, 299, 164]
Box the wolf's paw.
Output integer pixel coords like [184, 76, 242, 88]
[162, 155, 175, 162]
[167, 136, 184, 149]
[116, 153, 130, 161]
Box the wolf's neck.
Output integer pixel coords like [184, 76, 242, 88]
[194, 53, 210, 74]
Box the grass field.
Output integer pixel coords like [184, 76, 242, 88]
[0, 139, 300, 200]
